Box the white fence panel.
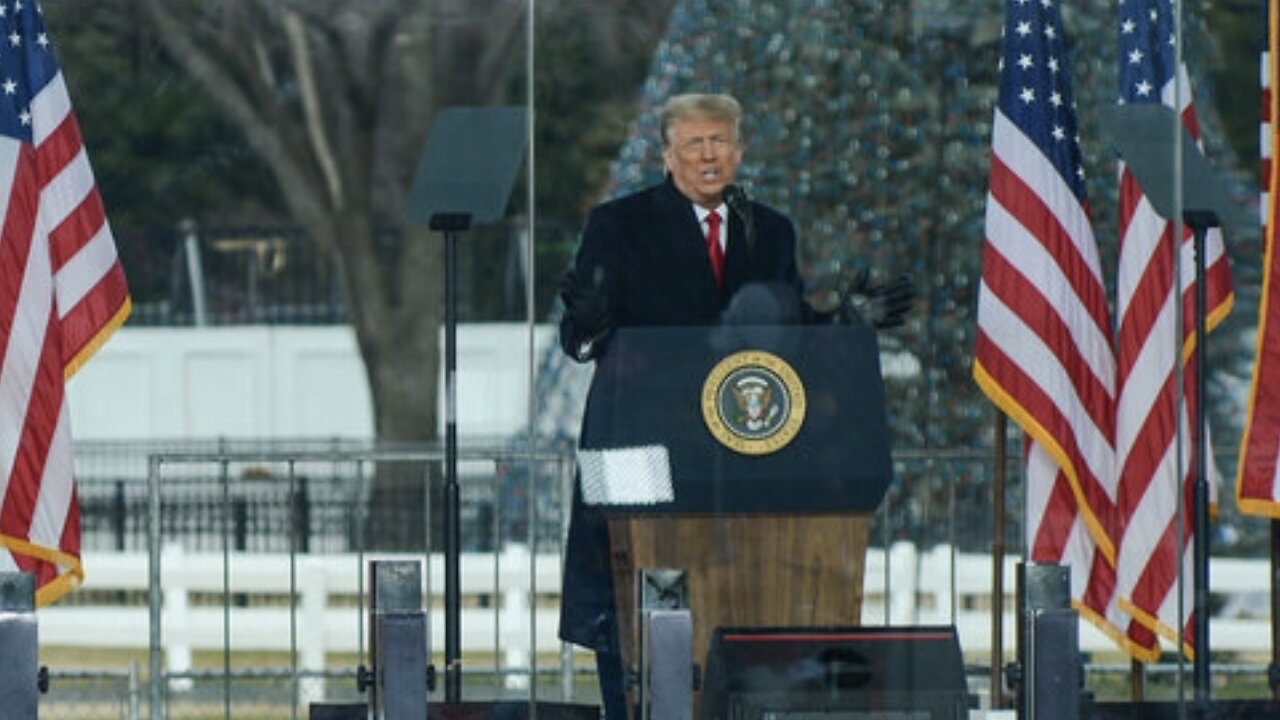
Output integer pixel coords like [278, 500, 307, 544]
[39, 544, 1274, 674]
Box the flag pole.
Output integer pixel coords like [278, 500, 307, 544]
[1261, 0, 1280, 702]
[992, 409, 1007, 709]
[1271, 520, 1280, 700]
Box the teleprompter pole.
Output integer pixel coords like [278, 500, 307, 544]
[432, 211, 470, 703]
[1185, 210, 1215, 700]
[405, 105, 528, 707]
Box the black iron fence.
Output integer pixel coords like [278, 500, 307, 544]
[74, 439, 1276, 561]
[73, 439, 575, 557]
[123, 226, 349, 327]
[117, 218, 584, 327]
[71, 440, 1019, 566]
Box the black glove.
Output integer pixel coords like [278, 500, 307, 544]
[560, 266, 613, 357]
[841, 269, 915, 330]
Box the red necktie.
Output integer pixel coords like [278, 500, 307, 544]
[706, 210, 724, 289]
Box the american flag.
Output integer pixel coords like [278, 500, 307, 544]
[1113, 0, 1232, 659]
[974, 0, 1126, 645]
[1237, 0, 1280, 517]
[0, 2, 129, 605]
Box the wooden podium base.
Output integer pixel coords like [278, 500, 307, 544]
[607, 512, 870, 714]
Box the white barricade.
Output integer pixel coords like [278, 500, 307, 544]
[38, 543, 1274, 676]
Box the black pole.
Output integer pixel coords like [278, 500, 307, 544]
[1131, 658, 1144, 701]
[112, 480, 126, 552]
[446, 226, 461, 701]
[1271, 521, 1280, 700]
[992, 410, 1007, 709]
[432, 212, 470, 703]
[1185, 211, 1216, 700]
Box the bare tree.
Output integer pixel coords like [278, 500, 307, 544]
[136, 0, 527, 445]
[130, 0, 675, 546]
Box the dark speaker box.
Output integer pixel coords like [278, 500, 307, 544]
[1025, 608, 1080, 720]
[309, 703, 365, 720]
[701, 625, 970, 719]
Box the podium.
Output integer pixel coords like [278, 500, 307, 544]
[578, 322, 894, 715]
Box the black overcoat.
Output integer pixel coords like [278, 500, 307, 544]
[557, 177, 807, 650]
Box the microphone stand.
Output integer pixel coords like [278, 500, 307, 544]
[725, 185, 755, 259]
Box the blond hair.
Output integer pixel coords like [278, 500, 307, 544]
[659, 93, 742, 147]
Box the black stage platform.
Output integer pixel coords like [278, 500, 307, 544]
[310, 700, 599, 719]
[313, 697, 1280, 718]
[1086, 700, 1280, 719]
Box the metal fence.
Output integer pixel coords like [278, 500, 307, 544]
[73, 439, 573, 556]
[124, 226, 349, 327]
[71, 440, 1014, 557]
[118, 218, 583, 328]
[40, 440, 580, 718]
[41, 669, 137, 720]
[59, 439, 1016, 718]
[68, 442, 1034, 558]
[38, 439, 1278, 718]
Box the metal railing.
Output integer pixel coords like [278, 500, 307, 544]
[39, 439, 1280, 717]
[126, 226, 349, 327]
[138, 443, 574, 720]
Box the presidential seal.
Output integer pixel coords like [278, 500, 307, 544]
[701, 350, 806, 455]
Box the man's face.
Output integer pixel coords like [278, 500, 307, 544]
[662, 116, 742, 209]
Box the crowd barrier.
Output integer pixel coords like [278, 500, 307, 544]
[39, 542, 1274, 680]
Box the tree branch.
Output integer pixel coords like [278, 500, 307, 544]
[282, 8, 345, 209]
[136, 0, 330, 230]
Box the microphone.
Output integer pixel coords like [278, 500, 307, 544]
[724, 184, 755, 254]
[724, 184, 750, 218]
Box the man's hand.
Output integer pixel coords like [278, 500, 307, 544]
[841, 269, 916, 330]
[560, 267, 613, 359]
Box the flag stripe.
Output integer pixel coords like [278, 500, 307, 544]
[976, 0, 1128, 655]
[987, 121, 1112, 341]
[31, 401, 74, 549]
[35, 113, 80, 194]
[1236, 0, 1280, 517]
[979, 231, 1114, 429]
[0, 7, 128, 605]
[49, 184, 106, 270]
[1025, 441, 1133, 653]
[987, 154, 1114, 386]
[1113, 0, 1232, 658]
[979, 115, 1119, 558]
[55, 223, 117, 319]
[0, 143, 45, 489]
[2, 308, 61, 542]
